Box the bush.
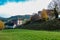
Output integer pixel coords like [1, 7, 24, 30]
[22, 19, 60, 30]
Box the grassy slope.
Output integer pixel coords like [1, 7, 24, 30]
[0, 29, 60, 40]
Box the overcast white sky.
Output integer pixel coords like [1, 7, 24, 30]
[0, 0, 52, 18]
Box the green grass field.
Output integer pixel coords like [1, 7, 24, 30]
[0, 29, 60, 40]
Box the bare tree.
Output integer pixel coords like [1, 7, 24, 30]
[54, 4, 58, 19]
[48, 0, 60, 19]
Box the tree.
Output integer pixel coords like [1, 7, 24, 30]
[54, 4, 58, 19]
[48, 0, 59, 19]
[0, 20, 4, 30]
[41, 9, 48, 21]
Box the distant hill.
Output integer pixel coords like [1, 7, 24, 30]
[0, 15, 31, 22]
[0, 17, 8, 22]
[8, 15, 31, 20]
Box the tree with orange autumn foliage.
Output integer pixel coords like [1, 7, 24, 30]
[41, 9, 48, 21]
[0, 20, 4, 30]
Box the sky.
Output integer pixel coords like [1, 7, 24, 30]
[0, 0, 52, 18]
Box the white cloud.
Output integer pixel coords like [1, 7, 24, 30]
[0, 0, 52, 18]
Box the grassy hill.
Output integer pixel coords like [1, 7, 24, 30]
[0, 29, 60, 40]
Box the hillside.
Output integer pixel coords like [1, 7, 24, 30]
[0, 17, 8, 22]
[0, 15, 31, 22]
[8, 15, 31, 20]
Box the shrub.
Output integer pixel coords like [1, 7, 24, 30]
[22, 19, 60, 30]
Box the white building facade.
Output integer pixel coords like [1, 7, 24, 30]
[17, 19, 23, 25]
